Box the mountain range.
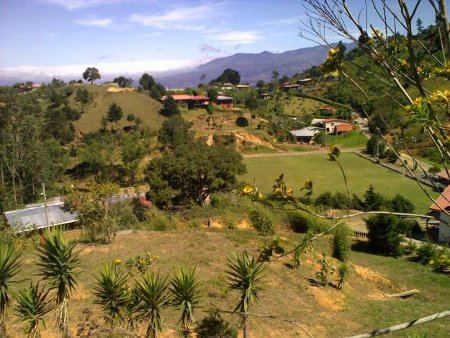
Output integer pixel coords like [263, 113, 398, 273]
[158, 43, 355, 88]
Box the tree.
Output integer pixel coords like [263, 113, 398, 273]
[366, 214, 404, 256]
[82, 67, 101, 85]
[389, 194, 415, 213]
[416, 18, 424, 32]
[137, 272, 170, 338]
[122, 134, 146, 185]
[0, 244, 21, 335]
[113, 76, 133, 88]
[169, 267, 201, 335]
[14, 283, 54, 338]
[158, 114, 193, 149]
[364, 185, 386, 211]
[226, 251, 264, 338]
[94, 263, 129, 328]
[36, 228, 80, 337]
[106, 103, 124, 130]
[160, 96, 179, 116]
[139, 73, 156, 91]
[212, 68, 241, 85]
[78, 136, 115, 183]
[245, 95, 258, 127]
[145, 141, 246, 208]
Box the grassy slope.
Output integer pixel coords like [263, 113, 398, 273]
[72, 85, 164, 133]
[327, 131, 368, 148]
[283, 95, 321, 116]
[241, 153, 438, 213]
[7, 229, 450, 337]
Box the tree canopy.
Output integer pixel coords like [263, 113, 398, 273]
[212, 69, 241, 85]
[82, 67, 101, 85]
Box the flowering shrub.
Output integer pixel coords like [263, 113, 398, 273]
[429, 252, 450, 273]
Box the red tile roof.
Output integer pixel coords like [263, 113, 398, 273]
[191, 95, 209, 100]
[430, 185, 450, 211]
[171, 94, 192, 100]
[436, 169, 450, 180]
[335, 123, 354, 133]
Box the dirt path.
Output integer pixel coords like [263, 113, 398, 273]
[243, 147, 364, 158]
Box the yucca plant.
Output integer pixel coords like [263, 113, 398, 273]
[14, 282, 54, 338]
[93, 262, 129, 327]
[0, 243, 21, 335]
[336, 263, 350, 290]
[226, 251, 264, 338]
[169, 267, 201, 335]
[136, 272, 170, 338]
[36, 228, 80, 337]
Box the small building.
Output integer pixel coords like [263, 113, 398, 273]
[312, 118, 349, 134]
[335, 123, 354, 134]
[435, 169, 450, 185]
[282, 84, 300, 92]
[221, 83, 233, 90]
[4, 202, 78, 233]
[215, 95, 233, 108]
[428, 186, 450, 244]
[162, 94, 209, 109]
[259, 93, 271, 100]
[236, 84, 251, 89]
[290, 127, 322, 142]
[297, 78, 313, 86]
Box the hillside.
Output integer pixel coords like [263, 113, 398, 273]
[70, 85, 163, 134]
[158, 43, 355, 87]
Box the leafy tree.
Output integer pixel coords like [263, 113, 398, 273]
[389, 194, 415, 213]
[137, 272, 170, 338]
[94, 263, 129, 328]
[212, 68, 241, 85]
[113, 76, 133, 88]
[363, 185, 386, 211]
[139, 73, 156, 91]
[78, 136, 115, 183]
[169, 267, 202, 335]
[366, 215, 405, 256]
[145, 141, 246, 208]
[126, 114, 136, 122]
[226, 251, 264, 338]
[245, 95, 258, 127]
[235, 116, 249, 127]
[122, 134, 146, 185]
[75, 88, 93, 111]
[106, 103, 124, 130]
[416, 18, 424, 33]
[14, 283, 54, 338]
[82, 67, 101, 85]
[206, 87, 218, 101]
[158, 114, 193, 148]
[160, 96, 179, 116]
[36, 228, 80, 337]
[0, 244, 21, 335]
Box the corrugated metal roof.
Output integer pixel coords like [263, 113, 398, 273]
[290, 128, 320, 137]
[4, 202, 77, 232]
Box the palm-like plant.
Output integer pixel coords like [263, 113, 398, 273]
[14, 282, 54, 338]
[169, 267, 201, 335]
[336, 263, 350, 290]
[93, 262, 129, 327]
[0, 243, 21, 335]
[36, 228, 80, 337]
[226, 251, 265, 338]
[136, 272, 170, 338]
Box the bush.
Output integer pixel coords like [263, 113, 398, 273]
[389, 194, 415, 213]
[235, 116, 249, 127]
[416, 241, 439, 264]
[196, 312, 237, 338]
[248, 208, 275, 235]
[332, 224, 352, 262]
[315, 191, 333, 208]
[366, 214, 404, 256]
[287, 211, 330, 234]
[210, 193, 232, 209]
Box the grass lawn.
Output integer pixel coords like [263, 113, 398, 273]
[6, 229, 449, 337]
[283, 95, 321, 116]
[241, 153, 438, 213]
[327, 131, 368, 148]
[72, 85, 164, 133]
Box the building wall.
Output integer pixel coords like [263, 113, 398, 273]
[439, 212, 450, 244]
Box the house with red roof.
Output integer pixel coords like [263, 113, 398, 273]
[428, 185, 450, 244]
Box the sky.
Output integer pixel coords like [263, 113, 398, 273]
[0, 0, 443, 81]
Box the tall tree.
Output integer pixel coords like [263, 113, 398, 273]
[82, 67, 101, 85]
[139, 73, 156, 91]
[212, 68, 241, 85]
[113, 76, 133, 88]
[106, 103, 124, 130]
[158, 114, 193, 149]
[160, 96, 179, 117]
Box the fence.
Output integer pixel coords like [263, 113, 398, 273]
[353, 230, 368, 238]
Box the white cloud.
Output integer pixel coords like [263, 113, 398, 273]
[210, 31, 260, 45]
[199, 44, 221, 53]
[74, 17, 113, 27]
[260, 17, 299, 26]
[40, 0, 127, 10]
[2, 59, 201, 78]
[129, 3, 224, 31]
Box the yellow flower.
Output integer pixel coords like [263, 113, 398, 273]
[113, 258, 122, 265]
[243, 184, 253, 194]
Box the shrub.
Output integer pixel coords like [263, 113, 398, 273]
[196, 312, 237, 338]
[429, 252, 450, 273]
[210, 193, 232, 209]
[235, 116, 249, 127]
[332, 224, 352, 262]
[315, 191, 334, 208]
[389, 194, 415, 213]
[336, 263, 350, 290]
[364, 185, 386, 211]
[287, 212, 309, 233]
[366, 214, 404, 256]
[416, 241, 439, 264]
[248, 208, 275, 235]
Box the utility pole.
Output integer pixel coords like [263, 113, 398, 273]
[42, 183, 49, 229]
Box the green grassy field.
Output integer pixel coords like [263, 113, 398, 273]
[327, 130, 368, 148]
[72, 85, 164, 133]
[241, 153, 438, 213]
[283, 95, 321, 116]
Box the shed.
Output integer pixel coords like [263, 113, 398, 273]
[215, 95, 233, 107]
[429, 185, 450, 244]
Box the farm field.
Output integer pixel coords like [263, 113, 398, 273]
[6, 229, 449, 337]
[242, 153, 438, 213]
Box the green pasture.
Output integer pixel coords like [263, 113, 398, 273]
[241, 153, 438, 213]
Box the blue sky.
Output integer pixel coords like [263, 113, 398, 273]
[0, 0, 443, 80]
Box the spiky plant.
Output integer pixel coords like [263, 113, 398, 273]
[226, 251, 264, 338]
[93, 262, 128, 327]
[136, 272, 170, 338]
[14, 282, 54, 338]
[0, 243, 21, 335]
[36, 228, 80, 337]
[169, 267, 201, 335]
[336, 263, 350, 290]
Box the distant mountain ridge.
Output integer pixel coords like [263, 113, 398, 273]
[158, 43, 355, 88]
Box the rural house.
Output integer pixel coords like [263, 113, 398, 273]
[428, 185, 450, 244]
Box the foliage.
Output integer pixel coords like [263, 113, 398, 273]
[248, 207, 275, 235]
[315, 255, 334, 286]
[336, 263, 350, 290]
[160, 96, 179, 117]
[121, 134, 147, 185]
[125, 253, 158, 277]
[363, 185, 386, 211]
[258, 237, 284, 262]
[389, 194, 415, 213]
[0, 243, 21, 333]
[82, 67, 101, 84]
[366, 215, 405, 256]
[287, 211, 330, 234]
[212, 68, 241, 85]
[136, 271, 170, 338]
[416, 241, 441, 264]
[235, 116, 249, 127]
[145, 141, 246, 208]
[169, 267, 202, 333]
[14, 283, 54, 338]
[429, 252, 450, 273]
[36, 228, 80, 336]
[196, 312, 237, 338]
[106, 102, 124, 128]
[158, 114, 193, 149]
[332, 223, 352, 262]
[113, 76, 133, 88]
[93, 262, 129, 326]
